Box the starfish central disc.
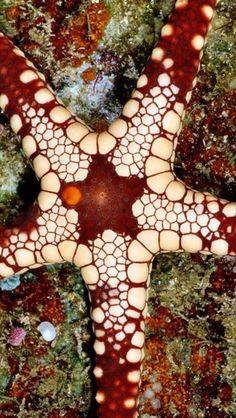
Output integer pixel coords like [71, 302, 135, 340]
[60, 156, 146, 242]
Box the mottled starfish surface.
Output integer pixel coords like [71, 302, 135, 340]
[0, 0, 235, 417]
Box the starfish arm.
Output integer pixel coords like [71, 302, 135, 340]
[134, 183, 236, 256]
[0, 33, 92, 180]
[75, 231, 152, 418]
[167, 189, 236, 256]
[88, 281, 148, 418]
[0, 205, 45, 279]
[103, 0, 217, 178]
[0, 195, 83, 280]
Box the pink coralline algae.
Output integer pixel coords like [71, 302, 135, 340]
[8, 326, 27, 346]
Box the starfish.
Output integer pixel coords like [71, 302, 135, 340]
[0, 0, 235, 417]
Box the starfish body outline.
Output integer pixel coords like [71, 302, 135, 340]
[0, 0, 235, 417]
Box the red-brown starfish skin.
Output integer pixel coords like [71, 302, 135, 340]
[0, 0, 235, 417]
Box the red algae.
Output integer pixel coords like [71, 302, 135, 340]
[177, 73, 236, 197]
[48, 409, 83, 418]
[5, 1, 110, 68]
[81, 67, 97, 83]
[142, 336, 190, 416]
[6, 269, 65, 324]
[147, 302, 188, 338]
[208, 260, 236, 297]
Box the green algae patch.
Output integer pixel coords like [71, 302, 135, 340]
[0, 127, 27, 225]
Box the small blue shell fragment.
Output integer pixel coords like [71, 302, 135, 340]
[37, 321, 57, 342]
[0, 275, 21, 291]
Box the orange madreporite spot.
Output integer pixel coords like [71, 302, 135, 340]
[61, 185, 82, 206]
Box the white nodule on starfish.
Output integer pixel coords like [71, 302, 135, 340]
[0, 263, 14, 276]
[94, 340, 105, 355]
[147, 172, 174, 194]
[41, 244, 63, 263]
[95, 390, 106, 404]
[49, 106, 72, 124]
[223, 202, 236, 217]
[74, 244, 93, 267]
[165, 181, 186, 201]
[137, 230, 160, 253]
[128, 240, 153, 262]
[201, 5, 214, 20]
[10, 114, 22, 133]
[145, 156, 170, 176]
[161, 24, 174, 37]
[175, 0, 189, 9]
[191, 34, 205, 51]
[66, 122, 90, 143]
[122, 99, 140, 118]
[128, 287, 146, 311]
[162, 110, 181, 134]
[126, 348, 142, 363]
[15, 249, 35, 267]
[131, 331, 145, 348]
[34, 88, 54, 104]
[0, 94, 9, 110]
[211, 239, 229, 256]
[41, 173, 61, 193]
[127, 263, 149, 283]
[152, 47, 165, 61]
[92, 307, 105, 324]
[137, 74, 148, 88]
[123, 397, 136, 410]
[37, 191, 57, 211]
[12, 47, 25, 57]
[93, 366, 104, 378]
[22, 135, 37, 157]
[98, 131, 117, 154]
[79, 132, 98, 155]
[20, 69, 38, 83]
[127, 370, 141, 383]
[163, 58, 174, 69]
[33, 155, 50, 178]
[81, 265, 99, 285]
[58, 240, 77, 262]
[151, 137, 173, 160]
[160, 230, 180, 251]
[181, 234, 203, 252]
[108, 118, 128, 138]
